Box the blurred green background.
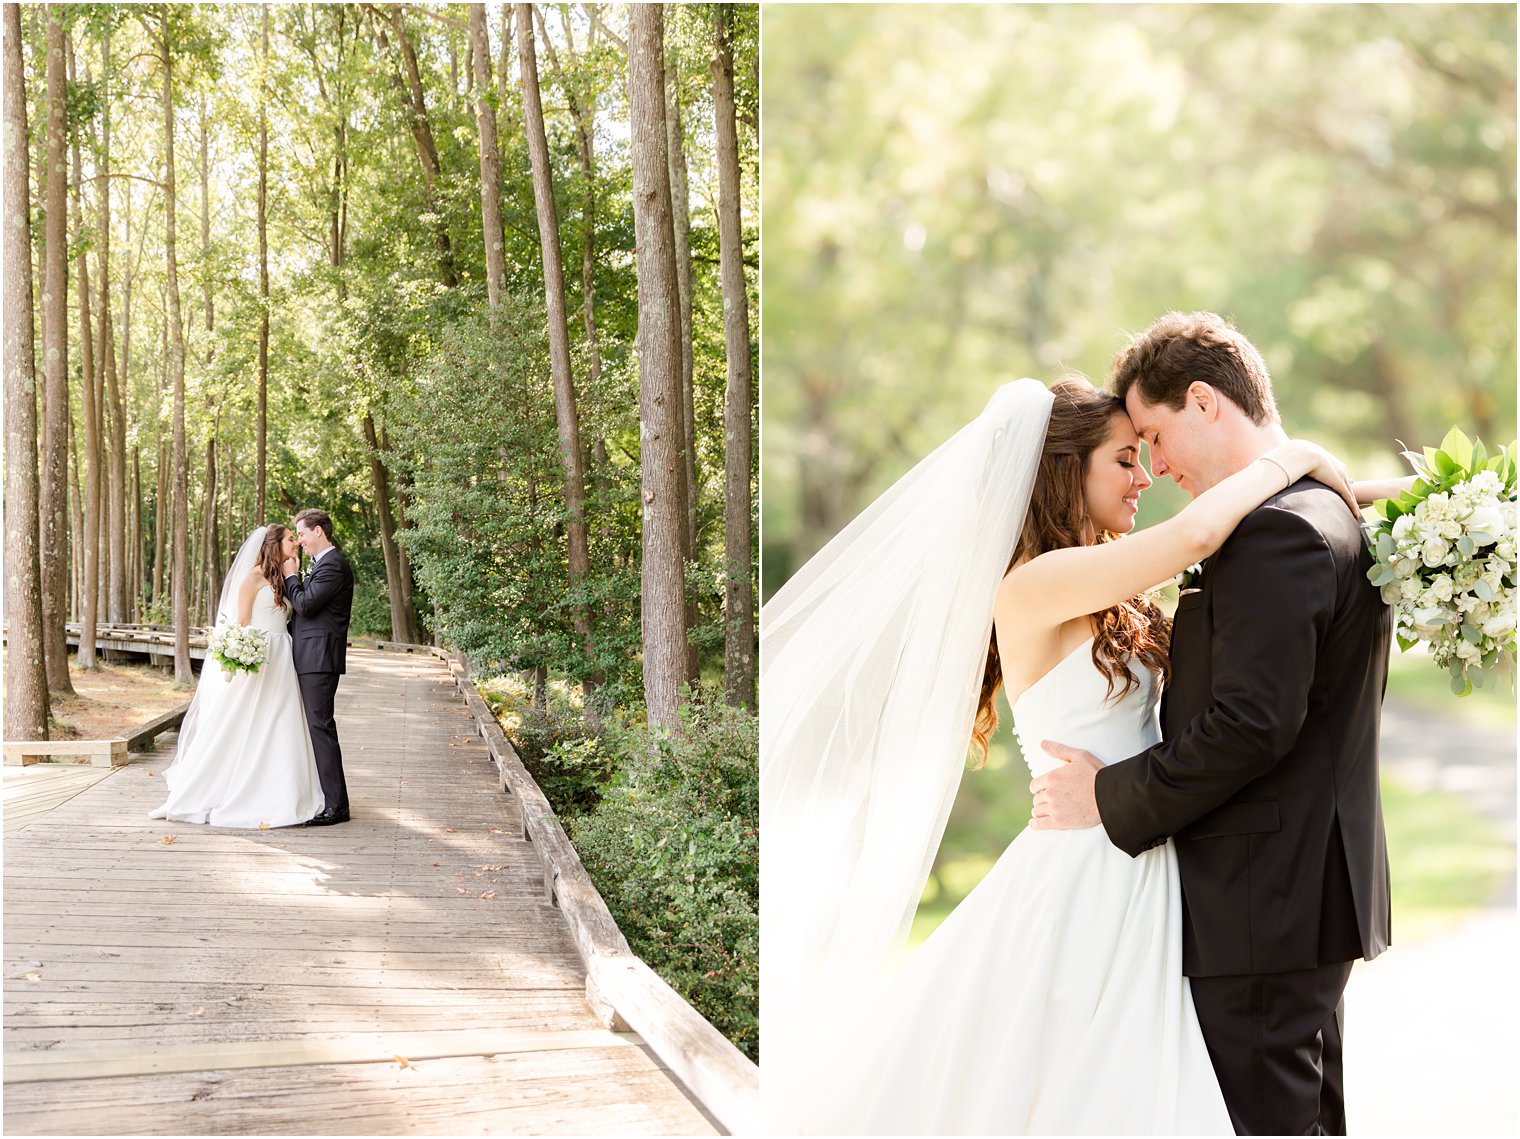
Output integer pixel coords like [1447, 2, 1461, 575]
[760, 3, 1517, 945]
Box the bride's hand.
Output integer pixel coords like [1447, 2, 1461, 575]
[1277, 440, 1359, 516]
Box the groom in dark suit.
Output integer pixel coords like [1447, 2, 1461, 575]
[282, 507, 355, 826]
[1033, 312, 1391, 1135]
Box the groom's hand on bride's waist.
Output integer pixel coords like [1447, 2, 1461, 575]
[1029, 742, 1102, 830]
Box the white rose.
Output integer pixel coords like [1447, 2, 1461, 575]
[1466, 504, 1505, 542]
[1481, 607, 1516, 637]
[1428, 575, 1455, 602]
[1455, 639, 1480, 662]
[1381, 583, 1404, 606]
[1391, 514, 1415, 541]
[1421, 536, 1450, 567]
[1400, 577, 1423, 602]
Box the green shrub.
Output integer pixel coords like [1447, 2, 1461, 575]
[488, 680, 759, 1061]
[477, 675, 614, 814]
[568, 693, 759, 1060]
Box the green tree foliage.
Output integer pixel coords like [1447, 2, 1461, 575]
[763, 3, 1516, 596]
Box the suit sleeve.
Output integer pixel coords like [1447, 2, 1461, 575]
[1094, 503, 1338, 856]
[284, 552, 349, 619]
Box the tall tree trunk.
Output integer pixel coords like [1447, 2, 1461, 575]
[374, 4, 458, 287]
[131, 446, 141, 620]
[70, 38, 101, 669]
[256, 4, 268, 519]
[98, 28, 127, 625]
[39, 8, 73, 695]
[153, 440, 166, 609]
[362, 414, 414, 644]
[540, 5, 607, 490]
[199, 93, 219, 621]
[627, 5, 688, 730]
[470, 4, 505, 309]
[161, 11, 191, 682]
[712, 7, 755, 708]
[665, 38, 699, 577]
[516, 4, 598, 695]
[203, 435, 219, 621]
[666, 41, 699, 640]
[3, 4, 49, 737]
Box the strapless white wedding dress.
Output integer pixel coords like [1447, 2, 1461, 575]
[148, 585, 324, 829]
[797, 639, 1232, 1135]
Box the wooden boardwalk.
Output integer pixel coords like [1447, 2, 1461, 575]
[2, 647, 718, 1135]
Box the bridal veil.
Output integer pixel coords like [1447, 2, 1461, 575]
[761, 379, 1052, 1125]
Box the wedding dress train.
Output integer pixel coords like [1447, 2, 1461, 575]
[149, 584, 324, 829]
[790, 640, 1232, 1134]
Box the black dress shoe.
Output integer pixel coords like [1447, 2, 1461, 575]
[306, 808, 350, 826]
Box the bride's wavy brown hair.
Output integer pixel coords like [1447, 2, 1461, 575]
[258, 525, 291, 610]
[970, 377, 1171, 765]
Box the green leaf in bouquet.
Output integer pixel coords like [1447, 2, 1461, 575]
[1461, 619, 1483, 645]
[1457, 535, 1476, 557]
[1471, 667, 1486, 689]
[1375, 532, 1396, 560]
[1432, 449, 1460, 478]
[1379, 499, 1404, 522]
[1449, 660, 1471, 696]
[1395, 632, 1419, 652]
[1438, 426, 1473, 471]
[1473, 577, 1496, 602]
[1471, 439, 1488, 469]
[1468, 532, 1497, 546]
[1368, 564, 1394, 587]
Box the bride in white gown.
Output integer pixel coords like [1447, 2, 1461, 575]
[761, 378, 1359, 1134]
[149, 525, 324, 829]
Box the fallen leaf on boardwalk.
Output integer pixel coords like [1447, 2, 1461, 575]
[159, 836, 178, 845]
[393, 1055, 412, 1069]
[443, 828, 457, 833]
[146, 771, 155, 777]
[188, 1007, 205, 1018]
[259, 823, 271, 830]
[490, 829, 503, 835]
[455, 887, 467, 894]
[24, 972, 40, 981]
[478, 891, 495, 900]
[431, 862, 440, 868]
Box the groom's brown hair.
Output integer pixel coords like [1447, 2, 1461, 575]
[294, 508, 335, 543]
[1110, 311, 1279, 426]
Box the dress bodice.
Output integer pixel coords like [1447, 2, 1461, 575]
[1010, 637, 1162, 778]
[248, 584, 291, 638]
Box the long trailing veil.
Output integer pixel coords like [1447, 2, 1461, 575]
[166, 525, 270, 770]
[760, 379, 1052, 1127]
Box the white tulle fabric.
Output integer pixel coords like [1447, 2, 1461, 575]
[783, 642, 1231, 1133]
[761, 380, 1053, 1124]
[149, 528, 323, 829]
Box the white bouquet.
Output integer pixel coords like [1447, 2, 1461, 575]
[206, 620, 269, 678]
[1365, 428, 1516, 695]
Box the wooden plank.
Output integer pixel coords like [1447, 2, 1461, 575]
[2, 1027, 647, 1083]
[4, 739, 127, 767]
[0, 1050, 716, 1136]
[122, 701, 191, 751]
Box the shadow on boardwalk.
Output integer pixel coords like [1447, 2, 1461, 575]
[2, 648, 715, 1136]
[1346, 696, 1517, 1136]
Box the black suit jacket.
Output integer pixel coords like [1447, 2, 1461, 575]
[284, 545, 354, 675]
[1095, 478, 1392, 977]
